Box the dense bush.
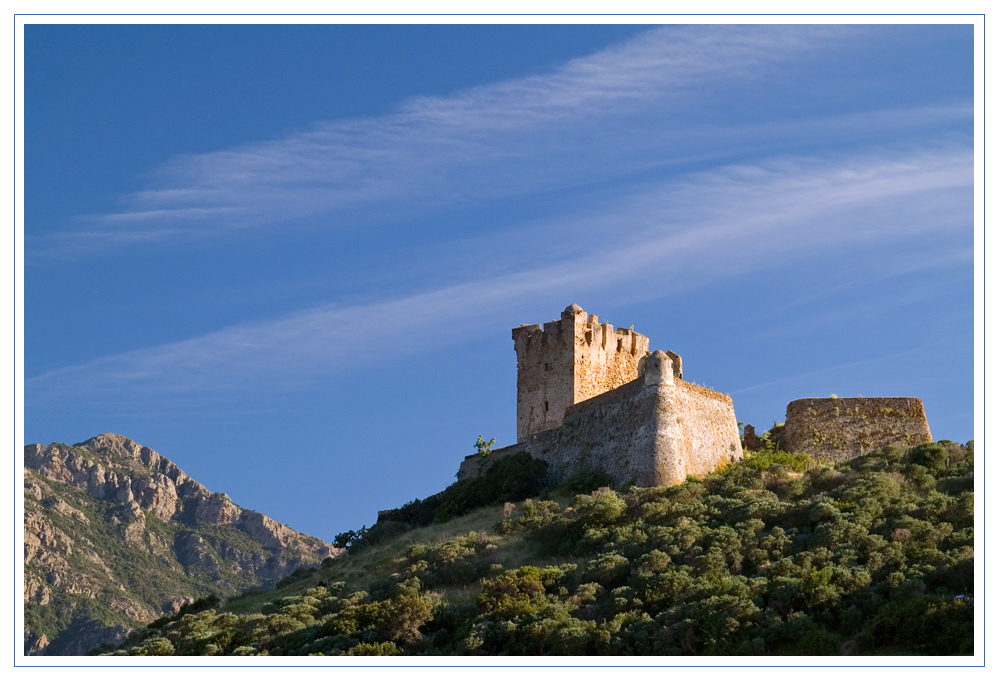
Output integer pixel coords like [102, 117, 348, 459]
[335, 452, 548, 550]
[559, 468, 616, 495]
[110, 441, 974, 656]
[435, 452, 549, 522]
[145, 595, 222, 630]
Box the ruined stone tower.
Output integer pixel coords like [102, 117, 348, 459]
[460, 304, 741, 487]
[513, 304, 651, 442]
[783, 397, 933, 461]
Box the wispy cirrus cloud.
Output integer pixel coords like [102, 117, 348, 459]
[27, 141, 971, 404]
[729, 334, 971, 397]
[32, 24, 941, 260]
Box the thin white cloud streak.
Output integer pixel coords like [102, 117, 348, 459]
[728, 335, 971, 396]
[35, 25, 916, 253]
[743, 249, 973, 343]
[27, 143, 971, 403]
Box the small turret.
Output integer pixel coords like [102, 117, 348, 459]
[644, 350, 679, 386]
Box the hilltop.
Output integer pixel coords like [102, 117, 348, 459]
[105, 439, 973, 656]
[23, 434, 341, 655]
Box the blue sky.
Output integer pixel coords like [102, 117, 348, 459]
[23, 22, 975, 540]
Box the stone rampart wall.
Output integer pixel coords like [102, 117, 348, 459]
[459, 369, 741, 488]
[655, 380, 743, 483]
[460, 378, 658, 486]
[783, 397, 932, 461]
[538, 378, 660, 486]
[457, 441, 526, 484]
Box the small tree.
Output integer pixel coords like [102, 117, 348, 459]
[474, 435, 497, 476]
[475, 435, 496, 458]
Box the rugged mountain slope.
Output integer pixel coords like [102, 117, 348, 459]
[23, 433, 342, 655]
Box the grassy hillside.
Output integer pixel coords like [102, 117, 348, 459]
[105, 440, 974, 656]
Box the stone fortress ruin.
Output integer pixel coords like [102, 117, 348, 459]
[458, 304, 934, 486]
[459, 304, 742, 487]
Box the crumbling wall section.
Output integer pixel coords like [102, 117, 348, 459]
[457, 441, 538, 482]
[783, 397, 932, 461]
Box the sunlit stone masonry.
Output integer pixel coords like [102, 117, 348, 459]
[458, 304, 743, 487]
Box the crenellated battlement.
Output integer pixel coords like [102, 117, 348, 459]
[513, 304, 651, 442]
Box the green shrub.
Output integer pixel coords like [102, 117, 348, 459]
[477, 566, 548, 615]
[907, 442, 950, 472]
[560, 469, 615, 495]
[583, 552, 631, 587]
[345, 641, 401, 655]
[338, 453, 548, 550]
[435, 452, 548, 522]
[572, 488, 626, 526]
[860, 595, 974, 655]
[133, 636, 175, 656]
[741, 449, 813, 473]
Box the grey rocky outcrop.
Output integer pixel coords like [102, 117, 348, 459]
[23, 433, 343, 656]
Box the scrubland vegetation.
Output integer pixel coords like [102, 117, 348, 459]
[105, 439, 974, 656]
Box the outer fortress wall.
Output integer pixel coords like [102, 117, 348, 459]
[783, 397, 932, 461]
[649, 362, 743, 483]
[459, 378, 654, 486]
[459, 350, 742, 487]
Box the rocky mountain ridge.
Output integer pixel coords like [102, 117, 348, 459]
[24, 433, 342, 655]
